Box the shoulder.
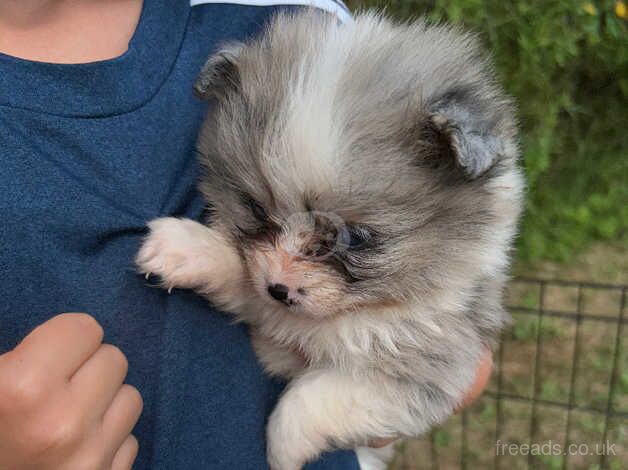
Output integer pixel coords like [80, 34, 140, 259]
[189, 0, 352, 24]
[184, 0, 352, 71]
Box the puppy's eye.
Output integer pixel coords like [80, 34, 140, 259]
[337, 225, 372, 250]
[249, 199, 268, 222]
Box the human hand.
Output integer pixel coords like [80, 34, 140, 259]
[0, 313, 143, 469]
[454, 350, 494, 411]
[368, 349, 493, 448]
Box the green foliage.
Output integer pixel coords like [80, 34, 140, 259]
[621, 369, 628, 394]
[432, 428, 451, 447]
[510, 316, 562, 341]
[347, 0, 627, 262]
[537, 453, 564, 470]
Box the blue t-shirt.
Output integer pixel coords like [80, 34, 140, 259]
[0, 0, 358, 468]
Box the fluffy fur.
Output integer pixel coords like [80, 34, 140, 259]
[137, 11, 524, 470]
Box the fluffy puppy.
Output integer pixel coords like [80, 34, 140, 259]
[137, 11, 524, 470]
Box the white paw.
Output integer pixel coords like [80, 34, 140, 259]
[266, 400, 322, 470]
[267, 432, 302, 470]
[136, 217, 212, 291]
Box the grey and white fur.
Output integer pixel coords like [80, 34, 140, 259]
[137, 10, 524, 470]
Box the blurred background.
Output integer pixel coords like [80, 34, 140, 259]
[343, 1, 626, 469]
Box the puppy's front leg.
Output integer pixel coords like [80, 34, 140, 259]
[136, 217, 245, 308]
[266, 370, 404, 470]
[250, 331, 306, 379]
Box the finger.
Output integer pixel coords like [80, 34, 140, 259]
[111, 435, 139, 470]
[102, 384, 143, 458]
[12, 313, 104, 380]
[70, 344, 128, 418]
[455, 350, 493, 412]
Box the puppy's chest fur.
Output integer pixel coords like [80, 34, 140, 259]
[238, 281, 494, 383]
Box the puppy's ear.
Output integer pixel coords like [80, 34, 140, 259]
[194, 42, 245, 100]
[421, 89, 506, 179]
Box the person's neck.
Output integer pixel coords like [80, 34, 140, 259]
[0, 0, 143, 64]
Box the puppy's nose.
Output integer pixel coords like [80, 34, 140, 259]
[267, 283, 289, 303]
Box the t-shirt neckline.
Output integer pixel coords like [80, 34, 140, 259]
[0, 0, 190, 118]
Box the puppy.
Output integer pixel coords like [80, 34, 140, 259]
[137, 11, 524, 470]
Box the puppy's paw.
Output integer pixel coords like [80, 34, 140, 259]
[266, 427, 303, 470]
[266, 399, 320, 470]
[136, 217, 216, 292]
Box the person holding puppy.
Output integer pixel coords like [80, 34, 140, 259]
[0, 1, 492, 469]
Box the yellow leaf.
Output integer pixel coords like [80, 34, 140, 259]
[583, 2, 598, 15]
[616, 1, 627, 19]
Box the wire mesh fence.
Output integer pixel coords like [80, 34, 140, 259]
[389, 278, 627, 470]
